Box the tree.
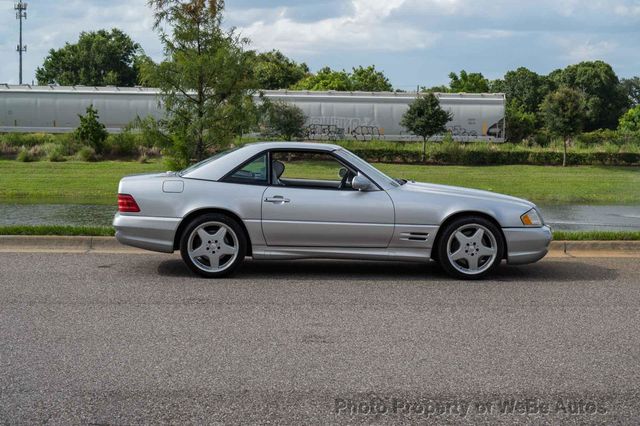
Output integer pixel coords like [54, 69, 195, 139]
[505, 102, 537, 142]
[448, 70, 489, 93]
[501, 67, 553, 114]
[291, 65, 393, 91]
[421, 84, 449, 93]
[262, 101, 307, 140]
[350, 65, 393, 91]
[540, 88, 586, 167]
[36, 29, 144, 86]
[621, 77, 640, 106]
[292, 66, 352, 91]
[254, 50, 309, 89]
[133, 54, 161, 87]
[618, 105, 640, 132]
[148, 0, 257, 167]
[549, 61, 629, 131]
[400, 93, 453, 161]
[74, 105, 108, 154]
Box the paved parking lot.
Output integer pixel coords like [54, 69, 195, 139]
[1, 253, 639, 423]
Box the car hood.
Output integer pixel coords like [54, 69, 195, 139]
[400, 181, 536, 209]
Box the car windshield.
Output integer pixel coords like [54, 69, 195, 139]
[178, 148, 239, 176]
[336, 148, 400, 188]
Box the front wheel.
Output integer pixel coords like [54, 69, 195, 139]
[180, 213, 247, 278]
[436, 216, 504, 280]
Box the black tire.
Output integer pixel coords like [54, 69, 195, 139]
[436, 216, 504, 280]
[179, 213, 247, 278]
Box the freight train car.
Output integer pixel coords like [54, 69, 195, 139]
[0, 85, 505, 141]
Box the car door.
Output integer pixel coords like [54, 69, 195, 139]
[261, 150, 395, 247]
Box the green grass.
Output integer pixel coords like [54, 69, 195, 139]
[0, 159, 639, 205]
[0, 225, 638, 241]
[552, 231, 640, 241]
[0, 225, 114, 236]
[285, 162, 640, 204]
[0, 160, 164, 205]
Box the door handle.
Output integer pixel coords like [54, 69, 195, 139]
[264, 196, 290, 204]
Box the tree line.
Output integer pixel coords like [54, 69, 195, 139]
[32, 0, 640, 168]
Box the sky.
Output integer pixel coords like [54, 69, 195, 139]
[0, 0, 639, 89]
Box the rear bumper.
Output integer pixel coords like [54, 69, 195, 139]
[503, 225, 552, 265]
[113, 213, 181, 253]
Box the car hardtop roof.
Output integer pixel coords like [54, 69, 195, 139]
[242, 141, 342, 152]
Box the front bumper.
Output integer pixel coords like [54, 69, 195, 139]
[503, 225, 552, 265]
[113, 213, 181, 253]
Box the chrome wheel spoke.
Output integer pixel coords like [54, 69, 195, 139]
[471, 228, 484, 243]
[219, 241, 237, 256]
[207, 253, 220, 269]
[454, 231, 468, 244]
[450, 248, 466, 261]
[466, 254, 480, 271]
[478, 244, 496, 257]
[190, 244, 209, 258]
[197, 227, 212, 242]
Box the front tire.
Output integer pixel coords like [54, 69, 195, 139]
[436, 216, 504, 280]
[180, 213, 247, 278]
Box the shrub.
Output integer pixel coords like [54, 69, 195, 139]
[56, 134, 83, 156]
[16, 147, 38, 162]
[44, 143, 67, 162]
[1, 132, 56, 148]
[76, 146, 98, 162]
[261, 101, 307, 141]
[105, 131, 139, 157]
[74, 105, 108, 154]
[619, 105, 640, 132]
[505, 102, 537, 142]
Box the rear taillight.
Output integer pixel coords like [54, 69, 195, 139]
[118, 194, 140, 212]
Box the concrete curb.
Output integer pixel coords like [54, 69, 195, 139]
[1, 236, 640, 257]
[0, 236, 152, 254]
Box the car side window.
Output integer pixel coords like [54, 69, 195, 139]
[224, 154, 268, 185]
[271, 151, 357, 190]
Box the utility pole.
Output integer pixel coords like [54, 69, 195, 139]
[15, 1, 28, 85]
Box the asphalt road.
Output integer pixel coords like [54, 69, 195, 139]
[1, 253, 639, 424]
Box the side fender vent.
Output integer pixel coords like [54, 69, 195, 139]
[400, 232, 430, 242]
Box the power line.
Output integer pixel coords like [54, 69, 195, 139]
[15, 1, 27, 85]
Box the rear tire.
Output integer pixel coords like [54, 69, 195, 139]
[179, 213, 247, 278]
[437, 216, 504, 280]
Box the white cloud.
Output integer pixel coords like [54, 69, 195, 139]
[237, 0, 439, 54]
[553, 36, 618, 62]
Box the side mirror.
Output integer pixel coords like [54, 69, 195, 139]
[351, 172, 376, 191]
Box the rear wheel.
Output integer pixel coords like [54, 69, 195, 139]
[180, 213, 246, 278]
[437, 216, 504, 280]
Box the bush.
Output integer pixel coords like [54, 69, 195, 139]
[261, 101, 307, 141]
[76, 146, 98, 162]
[505, 103, 537, 142]
[43, 143, 67, 162]
[105, 132, 139, 157]
[576, 129, 640, 148]
[74, 105, 108, 154]
[16, 147, 39, 162]
[1, 132, 56, 148]
[57, 134, 84, 156]
[619, 105, 640, 132]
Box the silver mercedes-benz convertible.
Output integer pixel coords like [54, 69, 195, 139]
[113, 142, 551, 279]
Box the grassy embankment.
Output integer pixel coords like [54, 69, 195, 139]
[1, 160, 639, 205]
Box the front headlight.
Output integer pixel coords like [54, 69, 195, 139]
[521, 208, 543, 226]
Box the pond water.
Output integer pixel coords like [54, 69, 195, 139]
[1, 203, 639, 231]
